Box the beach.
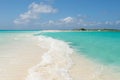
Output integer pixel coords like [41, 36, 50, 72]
[0, 31, 120, 80]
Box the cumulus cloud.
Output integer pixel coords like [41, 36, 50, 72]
[36, 16, 120, 29]
[48, 20, 54, 24]
[105, 21, 113, 25]
[37, 16, 84, 27]
[103, 20, 120, 26]
[60, 17, 74, 23]
[115, 20, 120, 25]
[14, 2, 57, 24]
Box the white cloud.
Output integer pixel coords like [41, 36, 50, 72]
[60, 17, 74, 23]
[115, 20, 120, 25]
[105, 21, 113, 25]
[37, 16, 83, 27]
[39, 16, 118, 28]
[104, 20, 120, 25]
[48, 20, 54, 24]
[14, 2, 57, 24]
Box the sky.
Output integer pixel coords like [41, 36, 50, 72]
[0, 0, 120, 30]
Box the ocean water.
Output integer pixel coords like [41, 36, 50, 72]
[40, 32, 120, 65]
[0, 31, 120, 80]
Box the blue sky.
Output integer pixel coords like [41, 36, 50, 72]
[0, 0, 120, 30]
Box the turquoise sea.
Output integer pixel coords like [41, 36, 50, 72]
[40, 32, 120, 65]
[0, 30, 120, 80]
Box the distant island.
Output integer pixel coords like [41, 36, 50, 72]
[72, 28, 120, 32]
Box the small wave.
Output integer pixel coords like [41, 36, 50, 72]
[25, 36, 73, 80]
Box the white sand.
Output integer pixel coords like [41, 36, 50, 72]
[70, 52, 120, 80]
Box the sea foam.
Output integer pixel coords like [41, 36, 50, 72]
[25, 36, 73, 80]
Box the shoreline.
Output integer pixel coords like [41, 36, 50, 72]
[0, 32, 120, 80]
[41, 29, 120, 32]
[0, 29, 120, 32]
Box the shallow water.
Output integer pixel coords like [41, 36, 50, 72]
[41, 32, 120, 65]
